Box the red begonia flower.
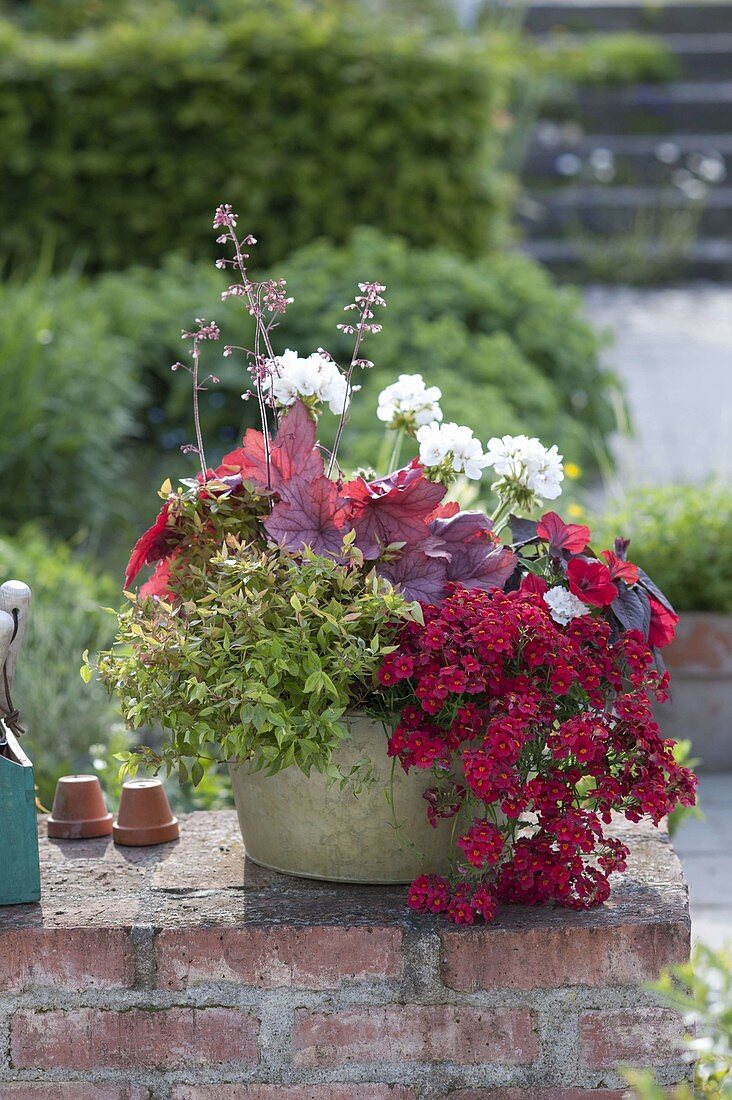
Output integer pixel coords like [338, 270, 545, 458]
[536, 512, 590, 556]
[647, 595, 679, 649]
[601, 550, 640, 586]
[520, 572, 549, 597]
[567, 557, 618, 607]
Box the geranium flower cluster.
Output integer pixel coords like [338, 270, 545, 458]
[380, 580, 696, 924]
[261, 348, 348, 415]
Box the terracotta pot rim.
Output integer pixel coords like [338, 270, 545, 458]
[47, 813, 113, 839]
[112, 818, 179, 846]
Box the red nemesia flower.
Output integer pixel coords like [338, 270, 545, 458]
[601, 550, 640, 586]
[647, 595, 679, 648]
[567, 558, 618, 607]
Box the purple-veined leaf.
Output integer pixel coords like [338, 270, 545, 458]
[264, 474, 348, 558]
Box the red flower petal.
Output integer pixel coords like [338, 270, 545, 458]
[601, 549, 640, 586]
[567, 557, 618, 607]
[648, 595, 679, 648]
[536, 512, 590, 556]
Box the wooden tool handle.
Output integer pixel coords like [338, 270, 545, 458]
[0, 580, 31, 711]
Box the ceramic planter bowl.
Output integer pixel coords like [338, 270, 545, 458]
[47, 774, 113, 840]
[655, 611, 732, 770]
[113, 778, 179, 846]
[229, 712, 458, 884]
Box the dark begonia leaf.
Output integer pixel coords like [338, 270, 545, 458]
[611, 585, 651, 639]
[264, 473, 348, 558]
[509, 515, 538, 547]
[636, 567, 677, 615]
[378, 549, 447, 604]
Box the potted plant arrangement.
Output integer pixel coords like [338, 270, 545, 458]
[596, 483, 732, 770]
[95, 205, 696, 921]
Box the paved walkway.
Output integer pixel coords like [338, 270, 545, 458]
[674, 773, 732, 948]
[583, 285, 732, 489]
[582, 284, 732, 948]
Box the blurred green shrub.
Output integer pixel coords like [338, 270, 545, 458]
[0, 527, 122, 806]
[594, 483, 732, 614]
[0, 5, 510, 272]
[624, 943, 731, 1099]
[0, 269, 143, 540]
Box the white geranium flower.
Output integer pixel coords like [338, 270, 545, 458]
[263, 349, 348, 415]
[543, 586, 589, 626]
[377, 374, 443, 431]
[416, 421, 451, 466]
[417, 422, 489, 481]
[485, 434, 564, 503]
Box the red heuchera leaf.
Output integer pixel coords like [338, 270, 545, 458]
[345, 462, 446, 559]
[378, 549, 448, 604]
[567, 557, 618, 607]
[430, 512, 516, 592]
[264, 473, 348, 557]
[536, 512, 590, 556]
[219, 400, 323, 490]
[601, 549, 640, 585]
[125, 502, 178, 589]
[648, 595, 679, 648]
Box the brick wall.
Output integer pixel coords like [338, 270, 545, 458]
[0, 812, 691, 1099]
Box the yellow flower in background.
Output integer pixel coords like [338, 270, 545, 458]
[565, 462, 582, 480]
[567, 503, 586, 519]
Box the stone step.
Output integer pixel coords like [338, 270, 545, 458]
[521, 2, 732, 36]
[665, 33, 732, 81]
[523, 235, 732, 278]
[544, 81, 732, 134]
[519, 183, 732, 236]
[525, 131, 732, 183]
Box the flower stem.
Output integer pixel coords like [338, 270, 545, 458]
[387, 427, 405, 474]
[191, 339, 208, 480]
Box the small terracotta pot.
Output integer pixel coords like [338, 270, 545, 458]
[113, 778, 179, 846]
[47, 774, 113, 840]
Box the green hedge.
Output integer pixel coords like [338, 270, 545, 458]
[0, 8, 509, 271]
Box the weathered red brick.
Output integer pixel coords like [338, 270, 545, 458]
[0, 1087, 147, 1100]
[11, 1006, 259, 1070]
[580, 1007, 685, 1068]
[293, 1005, 537, 1067]
[441, 921, 689, 992]
[156, 925, 402, 990]
[169, 1086, 416, 1099]
[0, 928, 134, 991]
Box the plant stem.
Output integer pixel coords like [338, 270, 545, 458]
[191, 339, 208, 480]
[388, 427, 405, 474]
